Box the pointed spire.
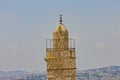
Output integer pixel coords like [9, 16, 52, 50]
[59, 15, 63, 24]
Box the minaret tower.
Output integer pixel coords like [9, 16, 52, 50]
[45, 15, 76, 80]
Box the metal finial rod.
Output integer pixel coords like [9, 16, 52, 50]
[59, 15, 63, 24]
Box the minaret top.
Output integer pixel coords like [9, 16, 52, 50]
[59, 15, 63, 24]
[54, 15, 68, 33]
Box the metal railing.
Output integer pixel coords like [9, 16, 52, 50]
[46, 38, 75, 49]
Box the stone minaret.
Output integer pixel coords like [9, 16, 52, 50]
[45, 15, 76, 80]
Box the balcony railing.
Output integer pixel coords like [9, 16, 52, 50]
[46, 38, 75, 49]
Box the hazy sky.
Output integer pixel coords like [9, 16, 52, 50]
[0, 0, 120, 72]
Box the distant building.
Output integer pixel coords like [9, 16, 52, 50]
[45, 15, 76, 80]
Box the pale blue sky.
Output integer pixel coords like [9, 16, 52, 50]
[0, 0, 120, 72]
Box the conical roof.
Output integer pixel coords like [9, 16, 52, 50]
[54, 23, 68, 32]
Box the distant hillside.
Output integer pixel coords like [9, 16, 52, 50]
[77, 66, 120, 80]
[0, 66, 120, 80]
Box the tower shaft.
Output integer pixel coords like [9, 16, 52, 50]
[45, 16, 76, 80]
